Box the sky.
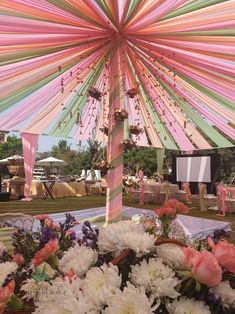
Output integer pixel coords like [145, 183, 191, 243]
[11, 132, 85, 152]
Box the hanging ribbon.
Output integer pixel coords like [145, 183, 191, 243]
[183, 182, 192, 204]
[198, 183, 206, 211]
[220, 186, 228, 216]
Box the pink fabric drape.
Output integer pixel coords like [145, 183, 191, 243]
[219, 186, 228, 216]
[21, 132, 39, 201]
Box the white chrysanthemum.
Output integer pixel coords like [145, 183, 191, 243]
[130, 258, 180, 299]
[21, 279, 50, 301]
[155, 244, 187, 270]
[213, 281, 235, 309]
[0, 262, 17, 287]
[103, 284, 158, 314]
[98, 221, 155, 255]
[59, 244, 98, 278]
[167, 298, 211, 314]
[0, 242, 6, 256]
[32, 277, 97, 314]
[81, 263, 121, 308]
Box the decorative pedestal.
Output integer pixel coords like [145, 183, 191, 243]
[10, 177, 25, 200]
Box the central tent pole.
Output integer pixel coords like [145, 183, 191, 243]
[105, 45, 125, 223]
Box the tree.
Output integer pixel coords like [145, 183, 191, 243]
[51, 139, 71, 157]
[0, 135, 22, 159]
[124, 147, 159, 177]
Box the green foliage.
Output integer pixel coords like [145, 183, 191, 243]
[124, 147, 159, 177]
[0, 135, 22, 159]
[220, 148, 235, 183]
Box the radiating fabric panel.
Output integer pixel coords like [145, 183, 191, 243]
[0, 0, 234, 151]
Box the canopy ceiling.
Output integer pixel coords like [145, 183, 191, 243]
[0, 0, 234, 151]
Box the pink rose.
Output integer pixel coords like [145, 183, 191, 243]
[13, 254, 24, 265]
[183, 247, 222, 287]
[156, 207, 176, 217]
[35, 214, 49, 221]
[208, 237, 235, 273]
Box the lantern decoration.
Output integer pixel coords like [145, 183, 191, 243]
[113, 108, 128, 121]
[120, 139, 136, 152]
[126, 88, 139, 98]
[129, 125, 143, 135]
[99, 126, 109, 136]
[96, 160, 113, 171]
[88, 87, 102, 101]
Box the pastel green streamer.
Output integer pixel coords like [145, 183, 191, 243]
[124, 0, 142, 24]
[95, 0, 118, 28]
[46, 0, 106, 29]
[0, 49, 99, 113]
[127, 55, 178, 149]
[0, 43, 83, 66]
[49, 59, 104, 137]
[161, 0, 225, 21]
[159, 79, 233, 148]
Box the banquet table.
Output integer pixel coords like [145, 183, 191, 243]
[141, 182, 179, 204]
[30, 181, 86, 198]
[33, 207, 231, 242]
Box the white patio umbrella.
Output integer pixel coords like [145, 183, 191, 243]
[0, 155, 23, 164]
[36, 156, 67, 167]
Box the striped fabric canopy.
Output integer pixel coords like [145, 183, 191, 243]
[0, 0, 234, 151]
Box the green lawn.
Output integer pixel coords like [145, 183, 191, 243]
[0, 195, 234, 243]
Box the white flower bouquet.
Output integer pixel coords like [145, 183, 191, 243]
[0, 209, 235, 314]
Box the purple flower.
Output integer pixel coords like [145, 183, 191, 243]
[39, 227, 57, 246]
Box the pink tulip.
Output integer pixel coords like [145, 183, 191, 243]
[32, 240, 59, 266]
[0, 280, 15, 314]
[208, 237, 235, 274]
[13, 254, 24, 265]
[156, 207, 176, 217]
[183, 247, 222, 287]
[35, 214, 49, 221]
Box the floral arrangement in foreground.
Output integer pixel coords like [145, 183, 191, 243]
[0, 200, 235, 314]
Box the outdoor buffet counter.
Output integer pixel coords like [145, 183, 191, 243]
[30, 181, 86, 198]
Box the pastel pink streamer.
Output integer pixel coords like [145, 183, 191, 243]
[0, 49, 104, 131]
[133, 40, 235, 103]
[21, 132, 39, 201]
[126, 0, 187, 32]
[131, 38, 235, 77]
[133, 57, 195, 150]
[137, 53, 235, 140]
[220, 187, 228, 216]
